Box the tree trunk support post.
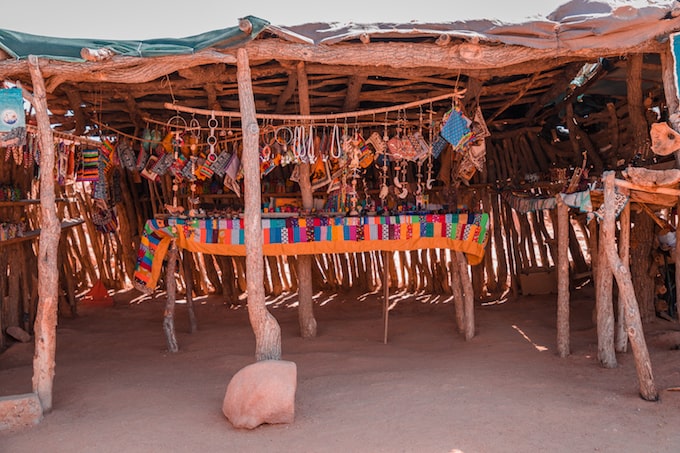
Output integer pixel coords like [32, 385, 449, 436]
[603, 172, 658, 401]
[456, 252, 475, 341]
[28, 55, 61, 414]
[295, 60, 317, 339]
[556, 195, 570, 358]
[163, 242, 179, 353]
[615, 197, 630, 352]
[596, 197, 617, 368]
[238, 48, 281, 361]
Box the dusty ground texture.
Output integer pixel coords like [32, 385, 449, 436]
[2, 287, 680, 452]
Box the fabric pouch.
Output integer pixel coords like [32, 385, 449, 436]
[441, 107, 472, 151]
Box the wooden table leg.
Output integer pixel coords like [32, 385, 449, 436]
[383, 251, 390, 344]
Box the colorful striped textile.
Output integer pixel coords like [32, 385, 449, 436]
[133, 213, 489, 293]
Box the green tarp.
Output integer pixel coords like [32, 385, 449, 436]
[0, 15, 268, 62]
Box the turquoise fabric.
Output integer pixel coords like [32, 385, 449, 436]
[0, 16, 268, 62]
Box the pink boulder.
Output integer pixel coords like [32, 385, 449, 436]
[222, 360, 297, 429]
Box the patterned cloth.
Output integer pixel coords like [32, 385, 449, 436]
[501, 191, 557, 213]
[502, 189, 594, 214]
[133, 213, 490, 293]
[590, 187, 629, 222]
[560, 190, 593, 213]
[440, 107, 473, 151]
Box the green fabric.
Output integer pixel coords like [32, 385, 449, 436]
[0, 16, 269, 62]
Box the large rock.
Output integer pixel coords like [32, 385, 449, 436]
[222, 360, 297, 429]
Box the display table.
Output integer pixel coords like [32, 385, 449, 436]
[134, 212, 489, 293]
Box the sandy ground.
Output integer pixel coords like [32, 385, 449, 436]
[2, 286, 680, 453]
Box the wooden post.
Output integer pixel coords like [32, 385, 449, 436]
[182, 251, 197, 334]
[28, 55, 61, 413]
[596, 197, 617, 368]
[237, 48, 281, 361]
[382, 251, 390, 344]
[295, 60, 317, 338]
[449, 255, 465, 334]
[456, 252, 475, 340]
[490, 191, 508, 293]
[556, 196, 570, 358]
[615, 197, 630, 352]
[602, 172, 657, 401]
[627, 54, 649, 160]
[163, 242, 179, 353]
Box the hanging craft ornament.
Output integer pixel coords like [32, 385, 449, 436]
[259, 125, 276, 177]
[425, 105, 434, 190]
[329, 123, 342, 160]
[440, 105, 473, 151]
[0, 87, 26, 148]
[117, 138, 137, 171]
[77, 148, 100, 182]
[276, 126, 294, 165]
[307, 124, 316, 164]
[196, 115, 218, 180]
[223, 151, 242, 197]
[470, 105, 490, 139]
[378, 147, 390, 202]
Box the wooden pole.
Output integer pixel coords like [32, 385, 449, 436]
[182, 252, 197, 334]
[615, 197, 630, 352]
[163, 91, 459, 121]
[163, 242, 179, 353]
[602, 172, 657, 401]
[295, 60, 317, 339]
[596, 197, 617, 368]
[627, 54, 650, 160]
[556, 196, 570, 358]
[382, 251, 390, 344]
[237, 48, 281, 361]
[28, 55, 61, 413]
[456, 252, 475, 341]
[449, 255, 465, 334]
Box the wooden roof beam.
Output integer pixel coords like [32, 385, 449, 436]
[205, 83, 221, 110]
[62, 86, 87, 135]
[275, 69, 298, 113]
[122, 94, 145, 133]
[342, 75, 367, 112]
[246, 39, 664, 75]
[0, 50, 237, 92]
[487, 72, 541, 125]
